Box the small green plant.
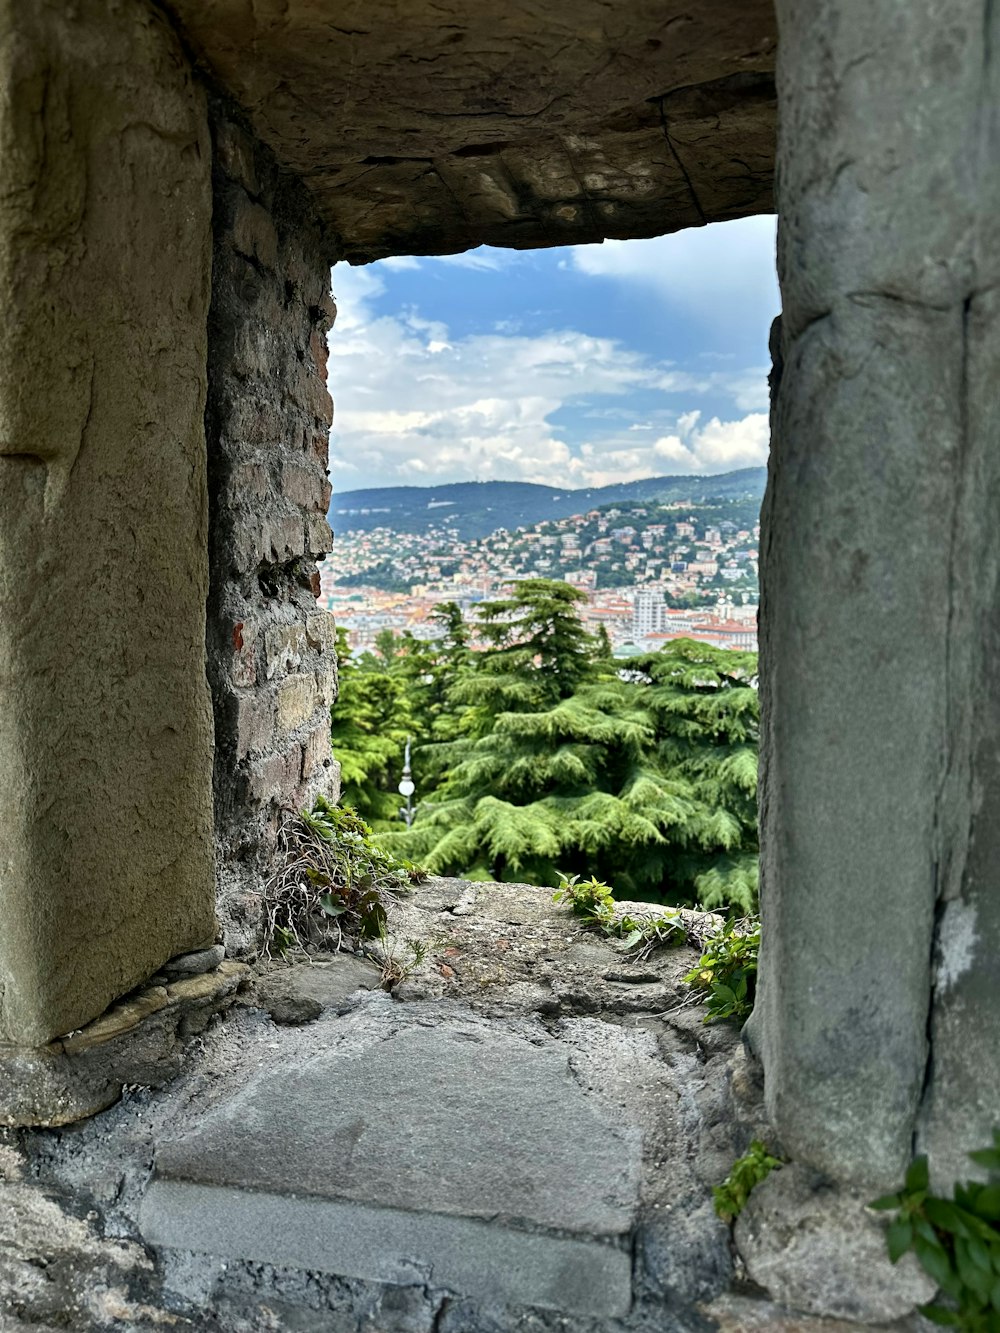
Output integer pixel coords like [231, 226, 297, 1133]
[552, 873, 688, 957]
[264, 798, 425, 958]
[684, 916, 759, 1023]
[614, 908, 688, 960]
[871, 1132, 1000, 1329]
[367, 922, 428, 989]
[552, 873, 617, 926]
[714, 1140, 783, 1223]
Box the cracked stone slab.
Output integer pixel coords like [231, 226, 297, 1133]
[140, 1014, 640, 1315]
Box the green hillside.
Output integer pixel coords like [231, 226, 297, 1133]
[331, 468, 767, 541]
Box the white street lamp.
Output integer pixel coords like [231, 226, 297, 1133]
[398, 737, 416, 827]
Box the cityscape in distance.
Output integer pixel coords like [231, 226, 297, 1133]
[318, 468, 766, 657]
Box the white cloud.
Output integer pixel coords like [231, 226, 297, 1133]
[330, 264, 385, 334]
[571, 216, 778, 335]
[327, 250, 771, 490]
[433, 247, 512, 272]
[378, 255, 422, 271]
[652, 412, 770, 473]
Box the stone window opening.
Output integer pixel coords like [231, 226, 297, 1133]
[1, 2, 996, 1327]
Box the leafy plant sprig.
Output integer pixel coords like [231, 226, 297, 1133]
[872, 1132, 1000, 1330]
[552, 873, 617, 926]
[552, 873, 689, 957]
[714, 1139, 783, 1223]
[683, 916, 759, 1023]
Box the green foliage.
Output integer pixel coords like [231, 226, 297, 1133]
[552, 873, 697, 961]
[552, 872, 617, 926]
[369, 921, 428, 988]
[470, 578, 600, 706]
[332, 580, 759, 915]
[714, 1140, 783, 1224]
[329, 604, 473, 827]
[871, 1133, 1000, 1330]
[263, 798, 423, 957]
[328, 628, 415, 823]
[683, 917, 759, 1023]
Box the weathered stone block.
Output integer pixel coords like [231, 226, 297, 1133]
[231, 197, 279, 270]
[264, 509, 308, 562]
[291, 365, 334, 424]
[305, 610, 336, 652]
[0, 963, 248, 1128]
[235, 693, 273, 758]
[0, 0, 216, 1044]
[228, 402, 286, 450]
[246, 748, 299, 804]
[229, 461, 271, 500]
[733, 1164, 936, 1323]
[251, 957, 381, 1025]
[309, 378, 334, 426]
[318, 291, 337, 330]
[314, 656, 338, 710]
[301, 721, 332, 778]
[162, 945, 226, 978]
[140, 1021, 639, 1316]
[309, 328, 329, 379]
[304, 756, 341, 809]
[276, 673, 318, 733]
[230, 620, 257, 687]
[306, 513, 333, 556]
[263, 622, 307, 680]
[281, 459, 324, 510]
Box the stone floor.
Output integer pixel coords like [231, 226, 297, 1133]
[0, 879, 933, 1332]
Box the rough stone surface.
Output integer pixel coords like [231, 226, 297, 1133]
[0, 878, 939, 1329]
[251, 956, 381, 1024]
[163, 0, 775, 261]
[143, 1180, 634, 1317]
[0, 1177, 160, 1333]
[0, 962, 248, 1127]
[149, 1020, 640, 1230]
[0, 878, 767, 1331]
[141, 1018, 639, 1314]
[701, 1293, 930, 1333]
[380, 876, 721, 1020]
[163, 945, 227, 978]
[205, 104, 342, 958]
[754, 0, 1000, 1190]
[0, 0, 216, 1045]
[733, 1164, 937, 1324]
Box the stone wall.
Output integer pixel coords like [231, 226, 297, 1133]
[755, 0, 1000, 1191]
[0, 0, 216, 1045]
[205, 105, 341, 956]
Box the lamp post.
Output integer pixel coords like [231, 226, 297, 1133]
[398, 736, 416, 827]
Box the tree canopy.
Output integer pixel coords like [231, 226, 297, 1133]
[329, 580, 759, 913]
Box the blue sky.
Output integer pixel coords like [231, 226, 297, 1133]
[328, 215, 778, 493]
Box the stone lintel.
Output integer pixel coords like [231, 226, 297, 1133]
[163, 0, 777, 261]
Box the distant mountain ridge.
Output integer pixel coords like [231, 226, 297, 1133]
[331, 469, 767, 541]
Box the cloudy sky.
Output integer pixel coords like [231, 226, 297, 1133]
[328, 215, 778, 494]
